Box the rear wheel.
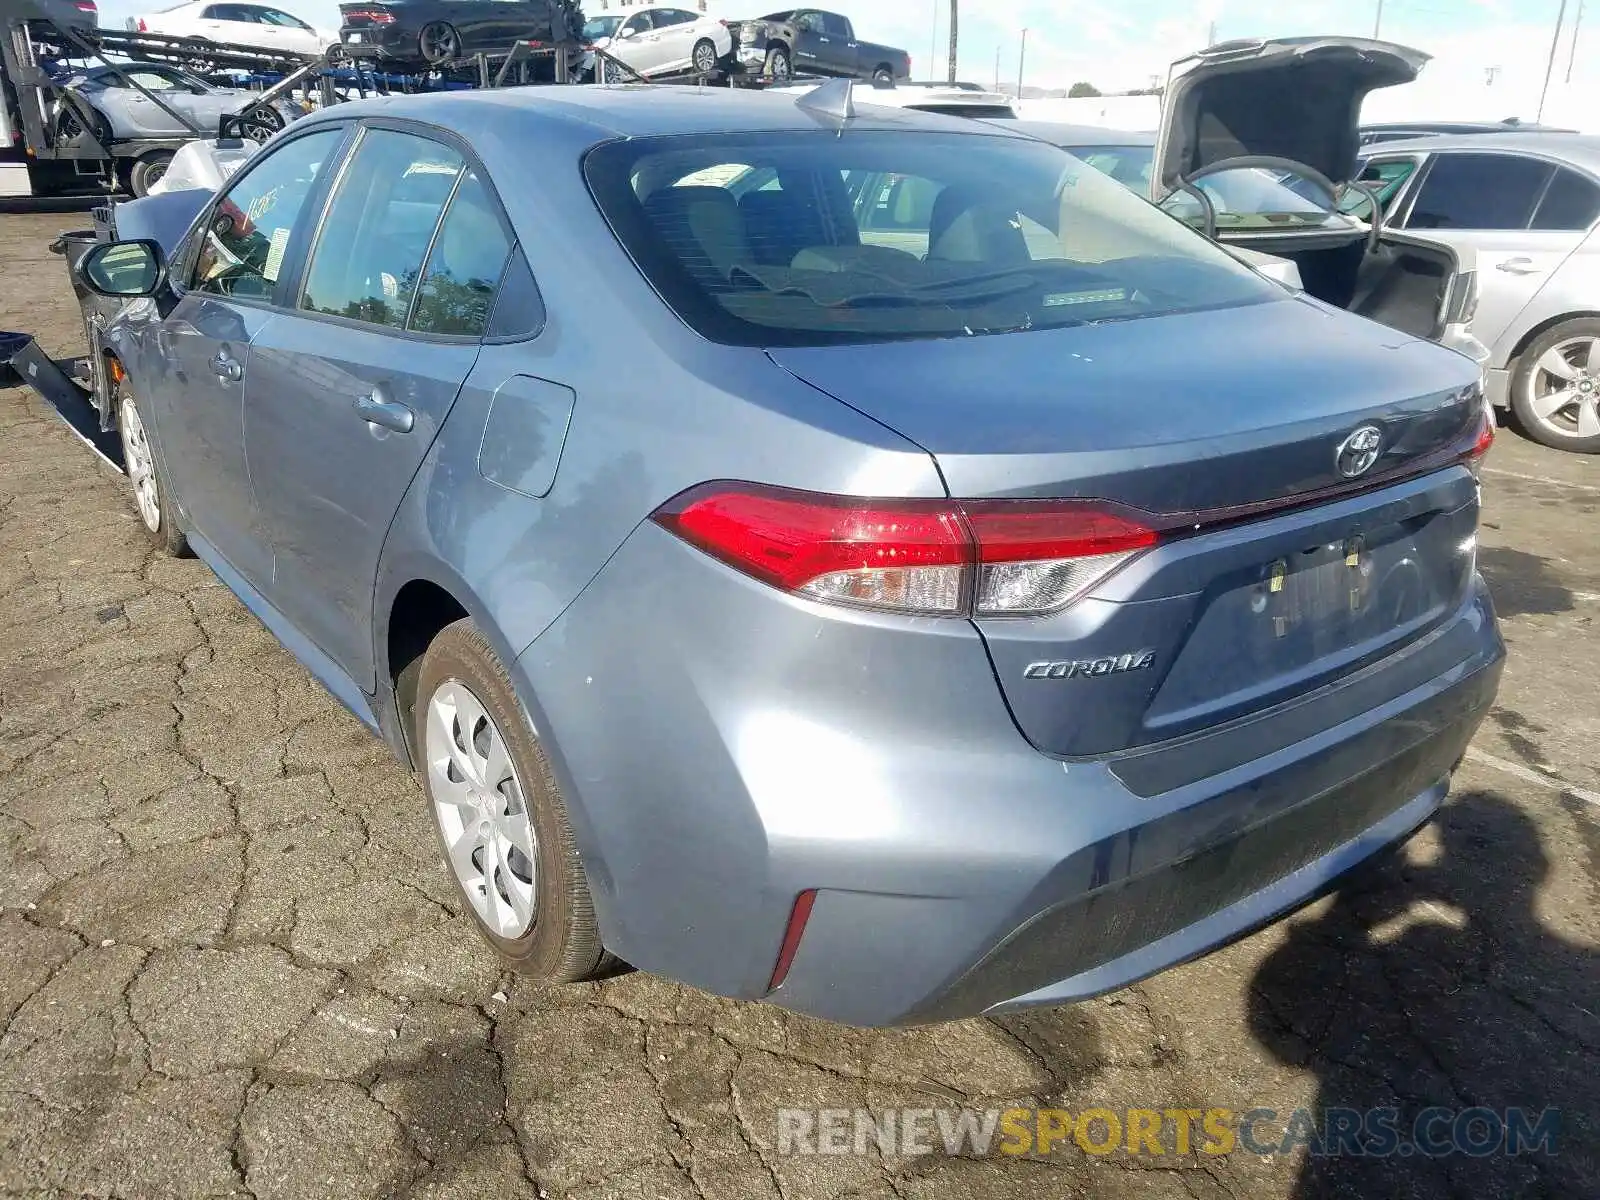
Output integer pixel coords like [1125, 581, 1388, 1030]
[127, 150, 173, 198]
[1509, 318, 1600, 453]
[692, 37, 719, 74]
[765, 45, 791, 79]
[872, 65, 894, 83]
[115, 378, 189, 557]
[418, 21, 461, 64]
[414, 619, 613, 981]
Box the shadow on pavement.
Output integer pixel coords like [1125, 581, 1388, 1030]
[1248, 789, 1598, 1198]
[1476, 545, 1575, 619]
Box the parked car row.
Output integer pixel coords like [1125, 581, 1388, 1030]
[68, 29, 1506, 1028]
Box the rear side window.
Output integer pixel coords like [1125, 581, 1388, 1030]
[586, 130, 1275, 348]
[1531, 167, 1600, 231]
[1407, 152, 1552, 230]
[410, 168, 515, 336]
[299, 129, 464, 329]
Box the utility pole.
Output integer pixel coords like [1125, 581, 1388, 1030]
[929, 0, 939, 82]
[947, 0, 958, 83]
[1373, 0, 1384, 37]
[994, 44, 1001, 92]
[1206, 19, 1216, 45]
[1538, 0, 1569, 121]
[1017, 28, 1028, 98]
[1568, 0, 1585, 82]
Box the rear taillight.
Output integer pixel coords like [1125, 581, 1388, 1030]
[136, 17, 146, 30]
[652, 483, 1156, 618]
[75, 0, 96, 10]
[343, 8, 394, 22]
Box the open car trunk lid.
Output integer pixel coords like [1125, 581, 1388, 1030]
[768, 295, 1487, 756]
[1152, 37, 1430, 199]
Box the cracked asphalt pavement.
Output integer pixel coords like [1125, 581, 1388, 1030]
[1, 201, 1598, 1200]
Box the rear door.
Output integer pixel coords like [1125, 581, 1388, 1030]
[243, 122, 515, 688]
[1396, 150, 1599, 351]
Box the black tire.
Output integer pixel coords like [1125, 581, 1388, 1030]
[413, 619, 613, 982]
[872, 65, 894, 83]
[765, 45, 791, 79]
[56, 102, 112, 148]
[113, 376, 190, 557]
[234, 102, 284, 142]
[128, 151, 173, 198]
[1508, 317, 1600, 454]
[691, 37, 719, 74]
[418, 21, 461, 64]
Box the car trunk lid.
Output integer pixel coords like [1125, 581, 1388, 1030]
[1152, 37, 1430, 200]
[767, 296, 1487, 755]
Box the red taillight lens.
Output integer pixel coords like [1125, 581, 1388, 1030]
[768, 889, 816, 992]
[344, 8, 394, 22]
[652, 483, 1156, 618]
[136, 16, 146, 29]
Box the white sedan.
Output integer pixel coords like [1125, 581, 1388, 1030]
[583, 6, 732, 79]
[126, 1, 338, 57]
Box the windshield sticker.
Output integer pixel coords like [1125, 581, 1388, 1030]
[263, 226, 291, 283]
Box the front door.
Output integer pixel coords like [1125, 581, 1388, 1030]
[146, 125, 346, 587]
[1400, 151, 1600, 352]
[244, 125, 515, 688]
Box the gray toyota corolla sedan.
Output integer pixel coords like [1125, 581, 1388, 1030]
[76, 82, 1504, 1027]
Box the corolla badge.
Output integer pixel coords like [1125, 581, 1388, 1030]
[1336, 425, 1384, 478]
[1023, 650, 1156, 680]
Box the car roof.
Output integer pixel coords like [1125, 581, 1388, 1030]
[1362, 120, 1574, 134]
[992, 120, 1155, 147]
[296, 83, 1031, 143]
[1359, 131, 1600, 171]
[763, 81, 1016, 112]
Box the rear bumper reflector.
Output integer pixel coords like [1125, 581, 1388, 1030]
[768, 888, 817, 992]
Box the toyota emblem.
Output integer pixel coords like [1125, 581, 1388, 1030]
[1336, 425, 1383, 478]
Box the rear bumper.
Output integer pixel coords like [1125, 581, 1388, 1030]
[516, 523, 1503, 1027]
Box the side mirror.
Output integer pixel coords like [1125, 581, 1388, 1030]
[616, 25, 636, 38]
[78, 239, 167, 298]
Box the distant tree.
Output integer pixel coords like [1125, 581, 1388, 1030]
[1068, 81, 1102, 98]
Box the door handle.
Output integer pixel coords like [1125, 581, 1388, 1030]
[354, 391, 414, 433]
[210, 351, 242, 382]
[1495, 256, 1540, 275]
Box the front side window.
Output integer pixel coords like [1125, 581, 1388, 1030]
[1407, 152, 1552, 231]
[587, 131, 1276, 347]
[1342, 157, 1420, 217]
[299, 129, 465, 328]
[621, 13, 652, 34]
[259, 7, 312, 28]
[192, 127, 342, 301]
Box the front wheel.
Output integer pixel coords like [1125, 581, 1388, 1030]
[1509, 318, 1600, 453]
[418, 21, 461, 64]
[115, 379, 189, 557]
[765, 45, 791, 79]
[692, 37, 719, 74]
[414, 619, 613, 981]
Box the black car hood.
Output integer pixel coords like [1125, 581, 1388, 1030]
[1152, 36, 1429, 198]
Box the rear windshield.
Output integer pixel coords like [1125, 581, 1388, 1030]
[584, 130, 1275, 347]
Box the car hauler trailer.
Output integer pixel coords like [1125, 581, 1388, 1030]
[0, 0, 322, 196]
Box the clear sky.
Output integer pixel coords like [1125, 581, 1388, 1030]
[94, 0, 1588, 120]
